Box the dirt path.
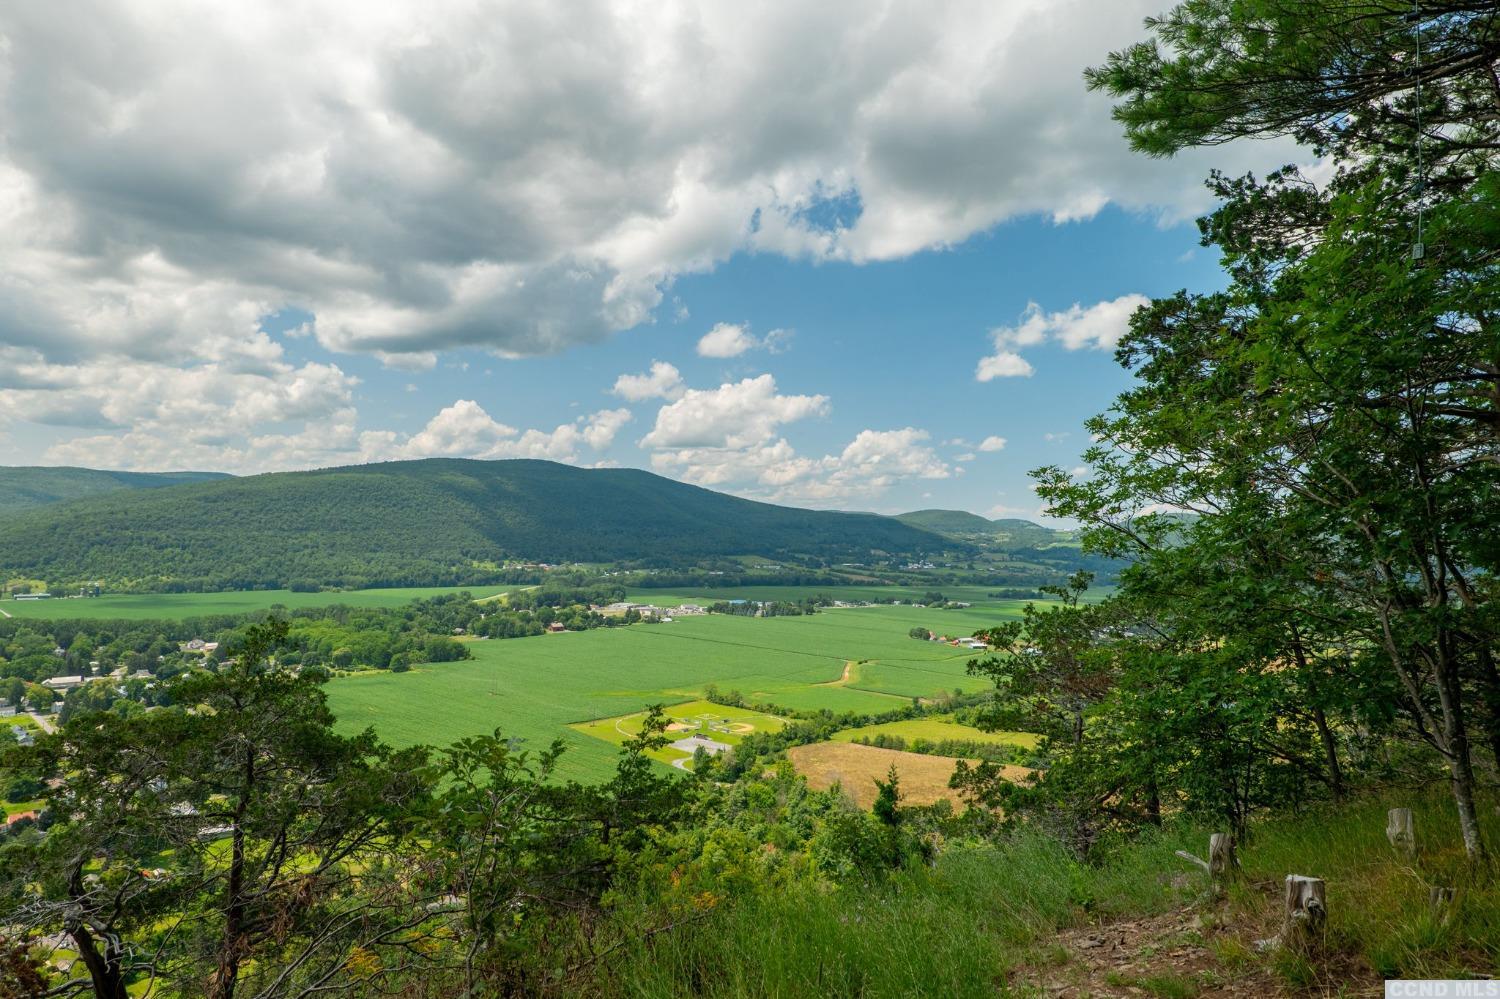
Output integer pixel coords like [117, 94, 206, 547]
[0, 606, 11, 618]
[29, 712, 56, 734]
[816, 660, 857, 686]
[1010, 903, 1379, 998]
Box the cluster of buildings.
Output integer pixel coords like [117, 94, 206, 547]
[593, 601, 708, 621]
[926, 633, 990, 651]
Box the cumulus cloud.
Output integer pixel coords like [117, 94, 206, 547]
[40, 393, 629, 474]
[612, 360, 686, 401]
[976, 294, 1149, 380]
[648, 425, 950, 506]
[695, 323, 792, 358]
[0, 0, 1292, 379]
[978, 435, 1008, 452]
[641, 375, 828, 450]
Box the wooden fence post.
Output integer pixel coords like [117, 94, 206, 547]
[1386, 807, 1415, 857]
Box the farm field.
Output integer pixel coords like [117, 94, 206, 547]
[829, 717, 1041, 750]
[326, 601, 1032, 783]
[570, 699, 786, 769]
[626, 583, 1024, 609]
[0, 585, 510, 621]
[787, 741, 1035, 810]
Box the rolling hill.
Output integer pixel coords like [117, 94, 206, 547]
[0, 466, 229, 516]
[896, 509, 1064, 548]
[0, 459, 949, 589]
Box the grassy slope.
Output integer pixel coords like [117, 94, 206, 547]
[610, 789, 1500, 996]
[0, 585, 512, 620]
[326, 603, 1032, 782]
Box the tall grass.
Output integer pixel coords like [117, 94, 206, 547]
[1222, 789, 1500, 982]
[595, 790, 1499, 996]
[601, 828, 1191, 998]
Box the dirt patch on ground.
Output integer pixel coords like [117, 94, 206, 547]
[815, 660, 857, 687]
[1010, 901, 1381, 998]
[788, 741, 1030, 810]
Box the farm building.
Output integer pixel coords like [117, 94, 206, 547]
[42, 675, 85, 691]
[669, 733, 732, 756]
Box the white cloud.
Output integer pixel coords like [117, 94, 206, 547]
[978, 435, 1008, 452]
[697, 323, 758, 358]
[0, 0, 1293, 384]
[954, 452, 975, 462]
[641, 374, 828, 449]
[612, 360, 686, 401]
[39, 394, 629, 473]
[976, 294, 1149, 379]
[694, 323, 793, 359]
[375, 350, 439, 372]
[976, 352, 1035, 380]
[647, 425, 950, 505]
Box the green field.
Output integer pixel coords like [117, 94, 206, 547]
[0, 585, 510, 621]
[570, 699, 787, 769]
[326, 602, 1031, 782]
[829, 717, 1040, 749]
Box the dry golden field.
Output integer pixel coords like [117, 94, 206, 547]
[786, 741, 1032, 811]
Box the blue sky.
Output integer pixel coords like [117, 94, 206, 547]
[0, 0, 1287, 518]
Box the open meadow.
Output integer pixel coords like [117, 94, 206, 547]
[326, 599, 1033, 783]
[0, 585, 510, 621]
[785, 741, 1034, 810]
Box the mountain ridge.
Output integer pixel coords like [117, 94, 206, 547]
[0, 466, 230, 516]
[0, 458, 954, 589]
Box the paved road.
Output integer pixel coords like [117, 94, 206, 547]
[28, 712, 56, 734]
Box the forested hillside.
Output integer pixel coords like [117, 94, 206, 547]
[0, 466, 228, 516]
[896, 509, 1063, 549]
[0, 459, 948, 590]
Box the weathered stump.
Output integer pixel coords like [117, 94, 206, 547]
[1386, 807, 1416, 857]
[1208, 833, 1237, 882]
[1429, 885, 1454, 922]
[1283, 875, 1327, 952]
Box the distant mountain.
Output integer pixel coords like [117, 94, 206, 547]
[0, 459, 949, 589]
[896, 509, 1063, 549]
[0, 466, 230, 517]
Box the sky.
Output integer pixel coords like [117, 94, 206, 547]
[0, 0, 1300, 519]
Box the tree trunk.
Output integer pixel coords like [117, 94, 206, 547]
[68, 922, 128, 999]
[1311, 702, 1345, 799]
[65, 867, 128, 999]
[1434, 656, 1489, 864]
